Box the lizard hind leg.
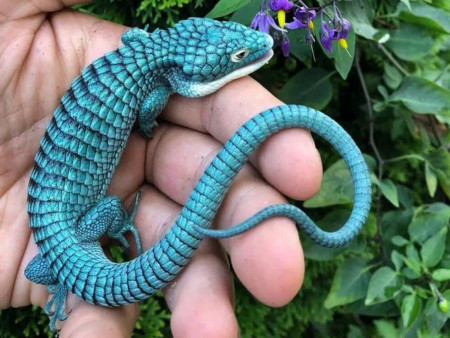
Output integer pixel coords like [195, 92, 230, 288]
[75, 193, 143, 255]
[25, 253, 57, 285]
[106, 192, 143, 255]
[25, 255, 69, 331]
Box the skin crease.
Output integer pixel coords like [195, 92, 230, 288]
[0, 0, 323, 337]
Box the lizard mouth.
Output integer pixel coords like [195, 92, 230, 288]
[234, 49, 274, 76]
[186, 49, 274, 97]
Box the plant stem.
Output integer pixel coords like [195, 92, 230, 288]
[377, 43, 409, 76]
[298, 0, 335, 11]
[355, 48, 387, 260]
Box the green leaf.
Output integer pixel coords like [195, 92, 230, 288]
[313, 21, 355, 80]
[230, 0, 260, 25]
[391, 250, 404, 271]
[397, 2, 450, 34]
[401, 266, 421, 280]
[403, 244, 422, 276]
[383, 62, 403, 90]
[381, 209, 414, 252]
[287, 29, 314, 63]
[425, 147, 450, 198]
[421, 227, 448, 268]
[347, 325, 363, 338]
[365, 267, 402, 305]
[432, 269, 450, 281]
[408, 203, 450, 242]
[406, 243, 420, 262]
[206, 0, 251, 18]
[401, 293, 422, 329]
[377, 179, 399, 207]
[424, 297, 449, 334]
[344, 299, 399, 317]
[304, 158, 352, 208]
[425, 163, 438, 197]
[332, 0, 380, 40]
[433, 0, 450, 11]
[278, 68, 334, 110]
[391, 236, 409, 247]
[377, 85, 389, 100]
[390, 76, 450, 115]
[305, 155, 376, 209]
[330, 27, 355, 80]
[324, 258, 371, 308]
[374, 320, 399, 338]
[386, 23, 434, 61]
[397, 185, 414, 209]
[399, 0, 411, 11]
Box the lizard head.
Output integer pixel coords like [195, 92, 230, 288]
[165, 18, 274, 97]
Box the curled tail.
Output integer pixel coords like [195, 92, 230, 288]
[192, 104, 372, 247]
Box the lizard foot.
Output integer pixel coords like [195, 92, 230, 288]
[45, 283, 69, 331]
[108, 192, 143, 255]
[76, 194, 143, 255]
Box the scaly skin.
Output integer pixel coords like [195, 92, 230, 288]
[25, 18, 371, 331]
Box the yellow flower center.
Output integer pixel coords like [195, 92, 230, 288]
[338, 38, 348, 49]
[338, 38, 352, 57]
[278, 10, 286, 28]
[308, 20, 314, 30]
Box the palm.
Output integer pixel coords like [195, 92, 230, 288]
[0, 2, 322, 337]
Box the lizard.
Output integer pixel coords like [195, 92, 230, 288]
[24, 17, 372, 331]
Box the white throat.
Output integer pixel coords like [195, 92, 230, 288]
[188, 49, 274, 97]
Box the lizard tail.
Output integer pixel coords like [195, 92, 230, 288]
[192, 104, 372, 247]
[38, 104, 370, 307]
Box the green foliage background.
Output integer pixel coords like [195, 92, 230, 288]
[1, 0, 449, 337]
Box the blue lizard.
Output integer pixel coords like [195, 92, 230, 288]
[25, 18, 372, 331]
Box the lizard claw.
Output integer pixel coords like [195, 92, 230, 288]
[108, 192, 143, 255]
[125, 192, 143, 255]
[44, 283, 68, 331]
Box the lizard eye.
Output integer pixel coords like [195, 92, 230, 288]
[230, 48, 250, 63]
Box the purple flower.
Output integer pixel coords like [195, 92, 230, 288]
[269, 0, 294, 11]
[285, 7, 316, 30]
[295, 7, 317, 21]
[336, 18, 351, 39]
[281, 32, 291, 57]
[320, 21, 338, 53]
[250, 10, 283, 34]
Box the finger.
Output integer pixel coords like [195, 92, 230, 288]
[144, 122, 304, 306]
[60, 298, 138, 338]
[163, 76, 323, 201]
[129, 185, 238, 338]
[0, 0, 87, 21]
[47, 9, 127, 69]
[166, 240, 238, 338]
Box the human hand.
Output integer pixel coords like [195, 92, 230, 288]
[0, 1, 322, 337]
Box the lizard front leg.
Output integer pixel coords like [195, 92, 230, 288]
[138, 86, 171, 139]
